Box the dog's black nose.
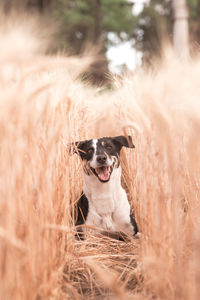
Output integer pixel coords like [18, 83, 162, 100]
[97, 155, 107, 164]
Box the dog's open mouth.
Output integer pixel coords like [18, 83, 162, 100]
[91, 165, 113, 182]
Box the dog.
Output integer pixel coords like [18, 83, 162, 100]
[72, 135, 138, 240]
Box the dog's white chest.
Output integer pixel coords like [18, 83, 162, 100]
[84, 190, 132, 234]
[85, 193, 118, 231]
[82, 166, 134, 235]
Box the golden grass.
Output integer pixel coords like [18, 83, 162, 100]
[1, 13, 200, 300]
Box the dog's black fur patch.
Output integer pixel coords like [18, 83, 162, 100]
[75, 193, 89, 240]
[76, 193, 89, 226]
[73, 136, 135, 162]
[130, 213, 138, 235]
[74, 140, 94, 161]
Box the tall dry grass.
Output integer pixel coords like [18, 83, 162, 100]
[0, 11, 200, 300]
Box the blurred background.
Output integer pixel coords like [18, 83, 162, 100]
[2, 0, 199, 84]
[1, 1, 200, 300]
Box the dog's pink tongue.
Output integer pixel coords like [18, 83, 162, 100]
[96, 167, 110, 181]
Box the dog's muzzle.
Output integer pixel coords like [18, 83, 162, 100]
[90, 164, 114, 183]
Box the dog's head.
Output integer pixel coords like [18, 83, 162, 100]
[72, 136, 135, 183]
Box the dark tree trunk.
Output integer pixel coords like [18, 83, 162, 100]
[37, 0, 52, 13]
[93, 0, 102, 43]
[2, 0, 26, 12]
[197, 0, 200, 43]
[25, 0, 53, 13]
[3, 0, 12, 13]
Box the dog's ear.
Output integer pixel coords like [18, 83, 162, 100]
[113, 135, 135, 151]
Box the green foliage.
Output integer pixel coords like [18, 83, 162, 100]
[52, 0, 134, 53]
[52, 0, 200, 75]
[186, 0, 200, 42]
[24, 0, 200, 78]
[187, 0, 198, 18]
[102, 0, 133, 35]
[133, 0, 172, 64]
[135, 0, 200, 63]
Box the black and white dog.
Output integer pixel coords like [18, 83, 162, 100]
[72, 135, 138, 240]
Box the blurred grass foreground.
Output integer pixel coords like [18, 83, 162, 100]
[1, 2, 200, 300]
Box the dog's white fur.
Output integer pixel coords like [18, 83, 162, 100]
[82, 165, 134, 235]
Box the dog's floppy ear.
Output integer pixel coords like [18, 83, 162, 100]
[113, 135, 135, 151]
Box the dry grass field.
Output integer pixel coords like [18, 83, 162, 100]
[1, 12, 200, 300]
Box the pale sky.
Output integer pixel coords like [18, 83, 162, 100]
[106, 1, 148, 74]
[106, 37, 142, 74]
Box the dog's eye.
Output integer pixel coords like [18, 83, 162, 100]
[87, 148, 94, 154]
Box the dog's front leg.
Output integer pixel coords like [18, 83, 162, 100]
[84, 207, 102, 236]
[101, 214, 115, 231]
[113, 206, 137, 237]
